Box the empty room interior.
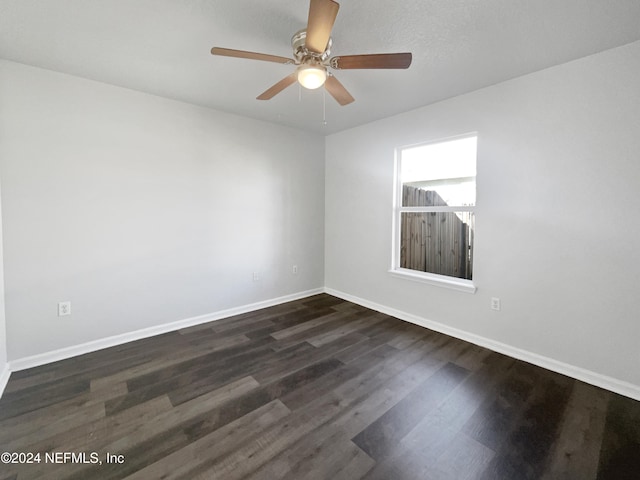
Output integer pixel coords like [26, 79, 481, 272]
[1, 0, 640, 478]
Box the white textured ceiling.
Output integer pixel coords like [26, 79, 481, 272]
[1, 0, 640, 134]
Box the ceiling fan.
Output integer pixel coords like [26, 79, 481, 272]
[210, 0, 412, 106]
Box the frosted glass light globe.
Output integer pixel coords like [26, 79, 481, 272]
[297, 64, 327, 89]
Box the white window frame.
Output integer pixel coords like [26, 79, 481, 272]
[390, 133, 477, 294]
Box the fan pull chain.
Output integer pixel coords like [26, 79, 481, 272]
[322, 89, 327, 126]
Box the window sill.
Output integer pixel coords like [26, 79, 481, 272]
[388, 268, 477, 294]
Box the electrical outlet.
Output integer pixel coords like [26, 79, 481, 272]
[292, 265, 298, 275]
[253, 272, 260, 282]
[491, 297, 501, 311]
[58, 301, 71, 316]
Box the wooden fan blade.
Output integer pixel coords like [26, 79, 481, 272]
[305, 0, 340, 54]
[257, 73, 298, 100]
[211, 47, 293, 64]
[331, 52, 412, 69]
[324, 75, 354, 106]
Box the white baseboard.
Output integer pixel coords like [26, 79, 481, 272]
[8, 288, 324, 374]
[0, 362, 10, 399]
[324, 287, 640, 402]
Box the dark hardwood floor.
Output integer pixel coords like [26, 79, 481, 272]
[1, 293, 639, 479]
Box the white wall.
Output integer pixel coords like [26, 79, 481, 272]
[0, 60, 325, 361]
[0, 181, 7, 389]
[325, 40, 640, 392]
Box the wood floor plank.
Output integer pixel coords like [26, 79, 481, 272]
[210, 336, 441, 479]
[352, 362, 470, 460]
[168, 342, 317, 406]
[14, 377, 259, 480]
[300, 294, 346, 309]
[249, 340, 451, 479]
[252, 333, 362, 386]
[101, 336, 284, 414]
[328, 446, 376, 480]
[362, 352, 515, 480]
[3, 402, 106, 452]
[123, 399, 292, 480]
[0, 378, 91, 421]
[333, 317, 410, 364]
[477, 367, 574, 480]
[1, 293, 638, 480]
[453, 343, 492, 372]
[385, 322, 433, 350]
[198, 318, 276, 341]
[462, 361, 539, 451]
[269, 306, 340, 330]
[280, 431, 375, 480]
[124, 335, 272, 392]
[179, 357, 344, 446]
[6, 331, 188, 390]
[270, 310, 350, 340]
[0, 381, 125, 443]
[279, 344, 399, 411]
[596, 391, 640, 479]
[269, 312, 368, 352]
[88, 333, 250, 392]
[542, 382, 608, 480]
[21, 394, 174, 464]
[422, 432, 495, 480]
[306, 312, 386, 347]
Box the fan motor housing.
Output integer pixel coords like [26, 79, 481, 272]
[291, 29, 332, 63]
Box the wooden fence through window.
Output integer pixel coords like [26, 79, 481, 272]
[400, 185, 474, 280]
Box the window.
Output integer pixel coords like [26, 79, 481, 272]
[391, 134, 477, 293]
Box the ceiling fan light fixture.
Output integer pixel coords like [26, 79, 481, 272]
[297, 64, 327, 89]
[211, 0, 412, 105]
